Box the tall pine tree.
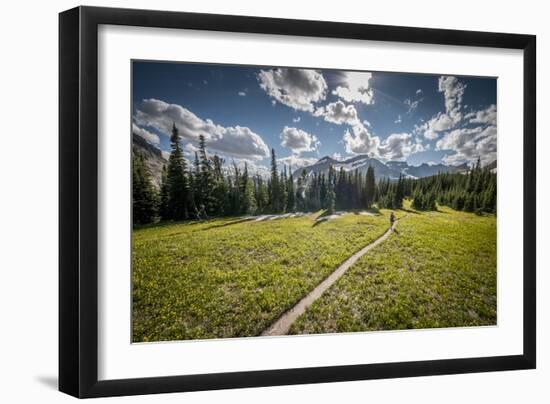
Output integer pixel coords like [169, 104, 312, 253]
[198, 134, 215, 216]
[166, 123, 190, 220]
[286, 166, 296, 212]
[240, 162, 257, 214]
[364, 165, 375, 208]
[268, 148, 280, 212]
[158, 164, 170, 220]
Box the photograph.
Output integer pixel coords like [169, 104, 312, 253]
[131, 60, 497, 343]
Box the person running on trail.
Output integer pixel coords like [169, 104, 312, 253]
[390, 211, 395, 229]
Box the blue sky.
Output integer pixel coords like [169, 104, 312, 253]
[132, 61, 497, 175]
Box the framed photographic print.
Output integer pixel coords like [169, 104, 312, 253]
[59, 6, 536, 398]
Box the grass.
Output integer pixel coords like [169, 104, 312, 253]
[132, 209, 397, 342]
[289, 205, 497, 335]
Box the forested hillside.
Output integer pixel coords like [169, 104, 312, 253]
[133, 124, 496, 225]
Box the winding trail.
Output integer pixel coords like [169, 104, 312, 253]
[261, 215, 407, 337]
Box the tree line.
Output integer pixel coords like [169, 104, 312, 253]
[133, 124, 496, 225]
[405, 158, 496, 213]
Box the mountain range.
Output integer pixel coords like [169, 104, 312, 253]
[293, 155, 470, 181]
[132, 134, 492, 188]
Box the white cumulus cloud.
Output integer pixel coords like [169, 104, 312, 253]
[314, 100, 360, 126]
[135, 98, 269, 160]
[414, 77, 497, 165]
[465, 104, 497, 126]
[414, 76, 466, 140]
[415, 112, 454, 140]
[332, 71, 374, 105]
[436, 125, 497, 166]
[438, 75, 465, 125]
[342, 123, 380, 156]
[257, 68, 328, 112]
[342, 124, 424, 161]
[378, 133, 424, 161]
[280, 126, 320, 155]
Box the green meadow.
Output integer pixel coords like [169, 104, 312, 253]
[290, 206, 497, 334]
[132, 210, 395, 342]
[132, 204, 496, 342]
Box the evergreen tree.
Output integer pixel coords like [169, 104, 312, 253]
[352, 170, 360, 208]
[280, 165, 289, 212]
[286, 167, 296, 212]
[254, 174, 269, 213]
[335, 168, 346, 210]
[364, 165, 375, 208]
[211, 155, 229, 215]
[191, 151, 201, 213]
[393, 174, 404, 209]
[268, 148, 280, 212]
[296, 170, 307, 212]
[319, 173, 328, 209]
[229, 162, 241, 215]
[240, 162, 257, 214]
[464, 193, 475, 212]
[426, 191, 437, 210]
[198, 134, 215, 216]
[379, 161, 497, 214]
[482, 180, 496, 213]
[166, 123, 190, 220]
[158, 164, 170, 220]
[326, 165, 336, 214]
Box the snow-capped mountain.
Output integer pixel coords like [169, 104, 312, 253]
[294, 155, 470, 181]
[388, 161, 469, 178]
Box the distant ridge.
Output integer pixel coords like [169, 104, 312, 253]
[131, 133, 495, 186]
[294, 155, 471, 181]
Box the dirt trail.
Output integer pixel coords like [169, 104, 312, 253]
[261, 215, 406, 337]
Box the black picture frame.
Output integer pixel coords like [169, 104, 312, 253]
[59, 5, 536, 398]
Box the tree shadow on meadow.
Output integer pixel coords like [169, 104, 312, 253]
[400, 208, 421, 215]
[199, 217, 255, 231]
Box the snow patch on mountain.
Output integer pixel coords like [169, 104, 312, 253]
[294, 155, 474, 182]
